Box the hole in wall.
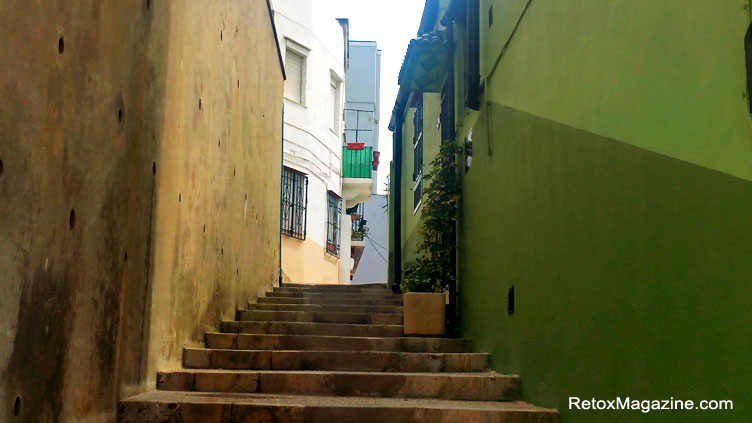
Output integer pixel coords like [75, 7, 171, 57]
[220, 30, 223, 41]
[178, 193, 181, 202]
[244, 193, 248, 200]
[218, 139, 221, 148]
[58, 37, 64, 54]
[0, 159, 4, 178]
[237, 80, 240, 88]
[152, 161, 157, 175]
[118, 108, 123, 123]
[233, 168, 236, 176]
[236, 268, 239, 275]
[221, 247, 224, 255]
[198, 98, 202, 110]
[13, 396, 20, 417]
[203, 224, 206, 233]
[69, 209, 76, 229]
[507, 285, 515, 316]
[124, 251, 128, 262]
[146, 0, 151, 10]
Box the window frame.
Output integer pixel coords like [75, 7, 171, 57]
[329, 72, 342, 133]
[412, 95, 424, 214]
[284, 39, 309, 105]
[281, 167, 308, 240]
[325, 191, 342, 257]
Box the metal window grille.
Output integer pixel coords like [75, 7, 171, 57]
[413, 96, 424, 212]
[413, 178, 423, 212]
[282, 167, 308, 240]
[326, 191, 342, 256]
[412, 96, 424, 183]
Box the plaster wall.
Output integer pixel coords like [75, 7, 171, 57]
[457, 1, 752, 421]
[0, 1, 283, 422]
[273, 0, 346, 284]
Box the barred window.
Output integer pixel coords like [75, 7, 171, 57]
[282, 167, 308, 240]
[413, 95, 424, 213]
[326, 191, 342, 256]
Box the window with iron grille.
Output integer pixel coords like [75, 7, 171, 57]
[282, 167, 308, 240]
[326, 191, 342, 256]
[413, 95, 424, 213]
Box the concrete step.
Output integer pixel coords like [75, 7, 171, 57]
[205, 333, 471, 353]
[237, 310, 403, 325]
[220, 321, 404, 337]
[120, 391, 559, 423]
[274, 286, 389, 294]
[265, 291, 400, 301]
[247, 302, 403, 314]
[157, 369, 519, 401]
[257, 296, 402, 306]
[283, 282, 388, 290]
[183, 348, 489, 372]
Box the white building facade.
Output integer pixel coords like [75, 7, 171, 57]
[273, 1, 351, 284]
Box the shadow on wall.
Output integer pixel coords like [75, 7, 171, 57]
[0, 1, 284, 422]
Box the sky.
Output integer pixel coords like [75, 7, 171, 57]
[320, 0, 426, 194]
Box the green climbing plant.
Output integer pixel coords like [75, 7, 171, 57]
[401, 141, 461, 293]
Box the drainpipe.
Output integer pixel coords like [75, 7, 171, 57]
[391, 114, 404, 293]
[279, 103, 285, 287]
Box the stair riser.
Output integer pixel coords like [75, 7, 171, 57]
[283, 283, 388, 289]
[183, 349, 489, 372]
[237, 310, 403, 325]
[266, 292, 399, 301]
[247, 303, 403, 314]
[257, 297, 402, 306]
[205, 333, 471, 353]
[274, 287, 389, 294]
[157, 371, 520, 401]
[220, 321, 403, 337]
[119, 402, 559, 423]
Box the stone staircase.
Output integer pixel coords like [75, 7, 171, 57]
[119, 283, 559, 422]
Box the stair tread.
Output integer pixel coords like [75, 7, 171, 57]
[206, 332, 465, 341]
[160, 369, 507, 377]
[190, 347, 487, 356]
[122, 390, 555, 413]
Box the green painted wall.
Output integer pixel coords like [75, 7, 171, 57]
[457, 1, 752, 421]
[399, 93, 443, 267]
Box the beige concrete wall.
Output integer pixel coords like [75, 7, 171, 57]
[0, 1, 283, 422]
[282, 237, 340, 284]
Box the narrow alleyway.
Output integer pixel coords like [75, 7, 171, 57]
[118, 284, 558, 422]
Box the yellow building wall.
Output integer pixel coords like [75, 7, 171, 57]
[282, 237, 340, 284]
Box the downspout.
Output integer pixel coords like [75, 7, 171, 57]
[391, 115, 404, 293]
[279, 103, 285, 287]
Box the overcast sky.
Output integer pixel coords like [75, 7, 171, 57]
[321, 0, 426, 194]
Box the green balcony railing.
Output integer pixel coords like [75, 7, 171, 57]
[342, 146, 373, 179]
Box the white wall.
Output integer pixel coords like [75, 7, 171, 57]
[274, 0, 347, 280]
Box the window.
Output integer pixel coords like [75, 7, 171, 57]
[326, 191, 342, 256]
[284, 48, 305, 104]
[330, 75, 341, 131]
[412, 95, 424, 213]
[282, 167, 308, 239]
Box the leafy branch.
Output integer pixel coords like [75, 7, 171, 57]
[401, 142, 460, 293]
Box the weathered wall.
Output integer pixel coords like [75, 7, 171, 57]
[0, 1, 283, 422]
[457, 1, 752, 422]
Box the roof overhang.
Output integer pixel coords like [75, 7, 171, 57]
[397, 30, 449, 94]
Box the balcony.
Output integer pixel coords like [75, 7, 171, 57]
[349, 205, 368, 278]
[341, 144, 376, 208]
